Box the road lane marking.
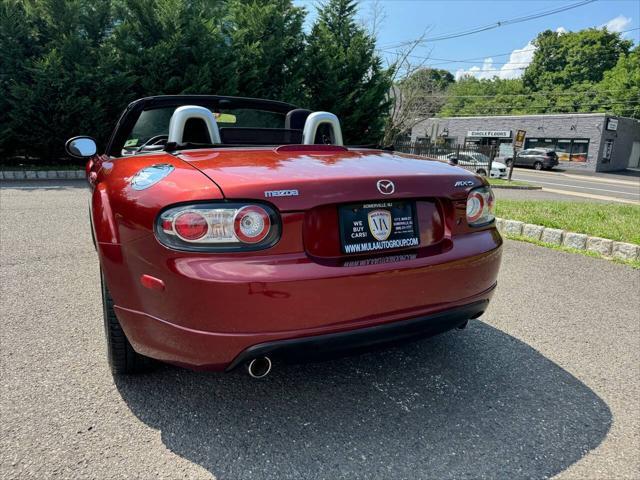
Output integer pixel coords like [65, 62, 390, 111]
[541, 187, 640, 205]
[526, 179, 640, 197]
[516, 170, 640, 187]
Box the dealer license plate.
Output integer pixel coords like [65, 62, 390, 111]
[338, 201, 420, 254]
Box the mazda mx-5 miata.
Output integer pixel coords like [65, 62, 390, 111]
[66, 95, 502, 378]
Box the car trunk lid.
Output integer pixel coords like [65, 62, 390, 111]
[178, 147, 479, 211]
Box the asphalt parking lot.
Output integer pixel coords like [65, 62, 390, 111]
[1, 181, 639, 479]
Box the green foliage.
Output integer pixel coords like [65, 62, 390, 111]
[523, 28, 632, 91]
[229, 0, 307, 103]
[440, 77, 530, 117]
[402, 68, 454, 92]
[593, 47, 640, 118]
[0, 0, 391, 160]
[441, 28, 638, 119]
[304, 0, 391, 145]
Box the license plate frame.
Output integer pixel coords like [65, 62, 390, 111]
[338, 200, 420, 255]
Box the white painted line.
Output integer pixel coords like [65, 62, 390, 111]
[541, 187, 640, 205]
[516, 170, 640, 187]
[529, 179, 640, 197]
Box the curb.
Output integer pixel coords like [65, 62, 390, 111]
[0, 170, 85, 180]
[490, 185, 542, 190]
[496, 217, 640, 262]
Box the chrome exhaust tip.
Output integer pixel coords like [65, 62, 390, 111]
[247, 356, 272, 379]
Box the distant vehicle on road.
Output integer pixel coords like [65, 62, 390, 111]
[438, 152, 507, 179]
[504, 148, 559, 171]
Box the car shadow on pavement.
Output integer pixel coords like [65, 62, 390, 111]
[115, 321, 611, 480]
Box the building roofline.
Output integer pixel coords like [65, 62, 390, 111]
[420, 112, 638, 121]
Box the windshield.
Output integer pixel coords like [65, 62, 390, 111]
[123, 107, 288, 152]
[469, 152, 490, 162]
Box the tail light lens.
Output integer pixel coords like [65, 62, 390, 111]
[466, 186, 495, 226]
[156, 203, 280, 252]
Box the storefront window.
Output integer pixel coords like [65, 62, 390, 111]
[571, 139, 589, 162]
[524, 138, 589, 162]
[556, 139, 572, 162]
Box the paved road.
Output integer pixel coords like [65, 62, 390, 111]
[1, 182, 639, 479]
[509, 168, 640, 204]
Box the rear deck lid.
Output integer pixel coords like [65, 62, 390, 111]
[178, 147, 480, 211]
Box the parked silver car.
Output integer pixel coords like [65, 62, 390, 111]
[505, 148, 559, 170]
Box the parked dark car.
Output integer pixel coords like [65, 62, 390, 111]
[505, 148, 559, 170]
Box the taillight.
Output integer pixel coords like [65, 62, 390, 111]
[466, 186, 495, 226]
[156, 203, 280, 251]
[234, 206, 271, 243]
[174, 211, 208, 241]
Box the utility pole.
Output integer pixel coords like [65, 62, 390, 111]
[509, 129, 526, 181]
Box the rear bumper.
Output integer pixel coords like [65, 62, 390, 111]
[225, 299, 489, 371]
[113, 282, 497, 371]
[106, 229, 502, 371]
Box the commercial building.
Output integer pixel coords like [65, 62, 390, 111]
[411, 113, 640, 172]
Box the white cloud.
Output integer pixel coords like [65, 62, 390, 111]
[455, 41, 536, 81]
[601, 15, 632, 33]
[555, 26, 568, 34]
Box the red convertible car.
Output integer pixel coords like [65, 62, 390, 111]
[66, 95, 502, 378]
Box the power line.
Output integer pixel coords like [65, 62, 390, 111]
[431, 89, 633, 99]
[379, 27, 640, 67]
[380, 0, 596, 48]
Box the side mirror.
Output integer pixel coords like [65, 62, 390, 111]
[65, 136, 97, 158]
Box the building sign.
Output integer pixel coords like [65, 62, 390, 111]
[602, 139, 614, 163]
[466, 130, 512, 138]
[606, 118, 618, 131]
[514, 129, 526, 148]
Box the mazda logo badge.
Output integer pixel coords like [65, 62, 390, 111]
[376, 179, 395, 195]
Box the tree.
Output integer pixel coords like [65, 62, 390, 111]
[303, 0, 391, 145]
[111, 0, 234, 97]
[593, 47, 640, 118]
[3, 0, 129, 159]
[383, 66, 454, 146]
[439, 76, 530, 117]
[0, 0, 40, 157]
[523, 28, 632, 91]
[229, 0, 307, 104]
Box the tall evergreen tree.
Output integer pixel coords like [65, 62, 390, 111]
[229, 0, 306, 104]
[303, 0, 391, 145]
[111, 0, 235, 96]
[3, 0, 129, 159]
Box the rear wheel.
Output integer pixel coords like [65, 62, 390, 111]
[101, 271, 152, 374]
[477, 168, 487, 176]
[533, 161, 543, 170]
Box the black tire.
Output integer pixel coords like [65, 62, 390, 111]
[533, 161, 543, 170]
[477, 168, 487, 176]
[506, 159, 514, 167]
[101, 272, 152, 374]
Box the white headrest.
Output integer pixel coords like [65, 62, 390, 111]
[302, 112, 343, 146]
[167, 105, 221, 144]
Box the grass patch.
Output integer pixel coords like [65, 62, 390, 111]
[496, 200, 640, 245]
[489, 178, 539, 188]
[503, 234, 640, 269]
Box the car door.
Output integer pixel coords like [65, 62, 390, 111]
[516, 149, 528, 166]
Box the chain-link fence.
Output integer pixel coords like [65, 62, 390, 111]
[394, 141, 505, 178]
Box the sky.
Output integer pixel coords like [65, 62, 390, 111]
[294, 0, 639, 80]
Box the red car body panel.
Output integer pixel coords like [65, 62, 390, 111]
[89, 145, 502, 371]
